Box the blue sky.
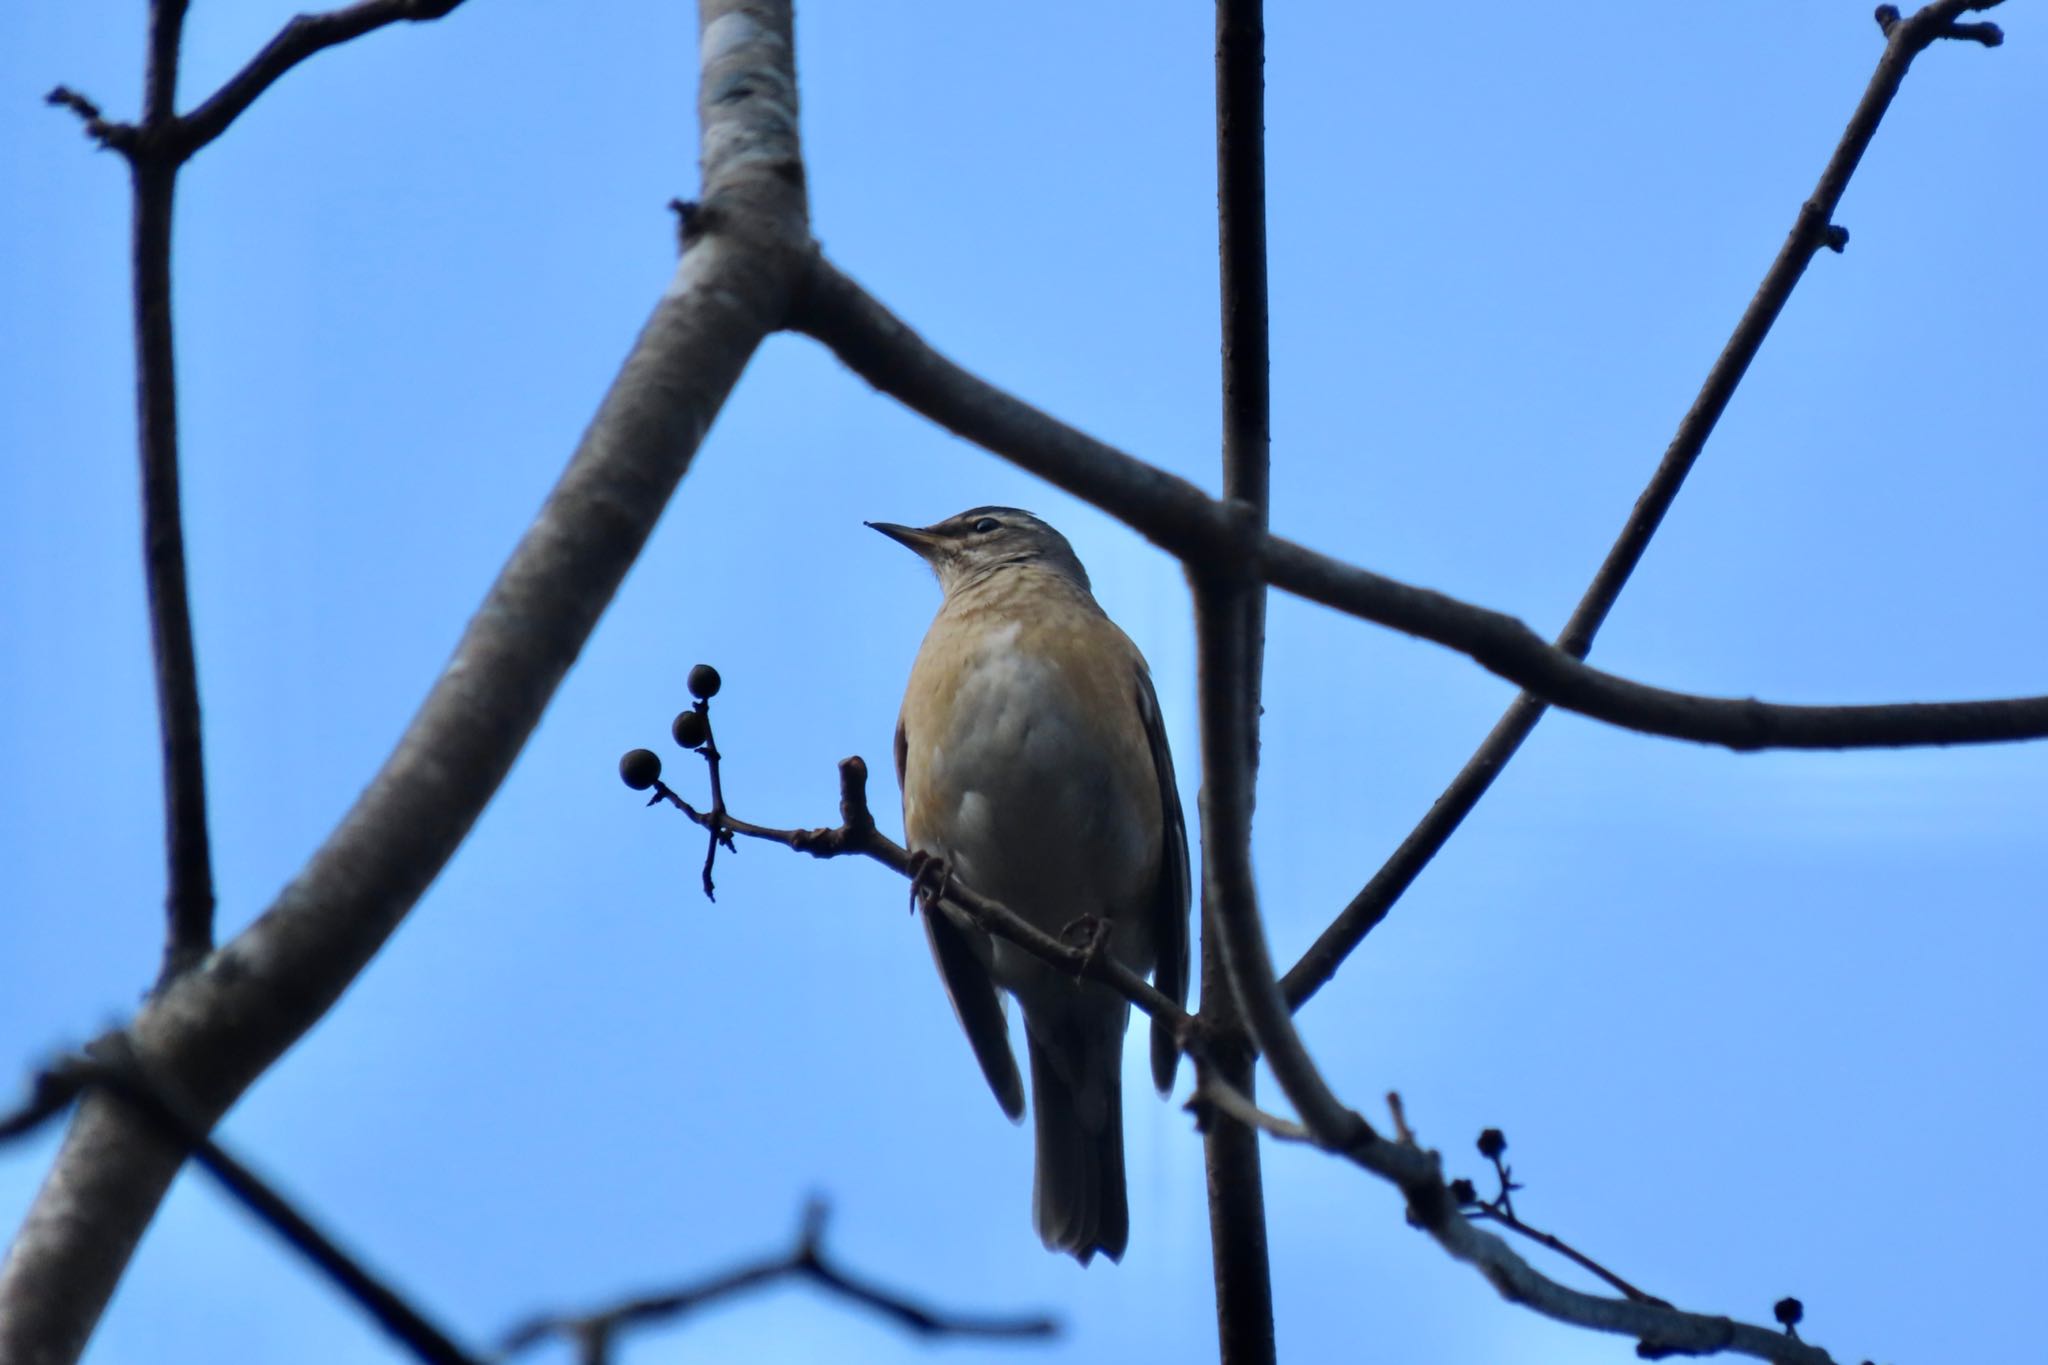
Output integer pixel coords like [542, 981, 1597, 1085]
[3, 2, 2044, 1362]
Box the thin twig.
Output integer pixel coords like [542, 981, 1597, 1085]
[498, 1199, 1056, 1363]
[1278, 0, 2022, 1009]
[1465, 1204, 1669, 1310]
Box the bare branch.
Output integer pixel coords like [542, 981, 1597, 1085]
[0, 4, 812, 1357]
[800, 260, 2048, 751]
[1260, 539, 2048, 749]
[132, 140, 215, 986]
[175, 1, 469, 158]
[1202, 2, 1278, 1359]
[44, 86, 136, 153]
[3, 1044, 479, 1365]
[498, 1199, 1056, 1362]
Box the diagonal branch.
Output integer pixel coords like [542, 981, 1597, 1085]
[175, 0, 469, 159]
[0, 1043, 479, 1365]
[0, 4, 812, 1359]
[1280, 0, 2020, 1009]
[796, 259, 2048, 752]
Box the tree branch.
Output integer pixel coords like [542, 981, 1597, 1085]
[498, 1199, 1056, 1363]
[0, 1043, 479, 1365]
[1201, 2, 1277, 1359]
[1279, 0, 2008, 1009]
[0, 4, 812, 1359]
[1259, 538, 2048, 748]
[175, 0, 469, 159]
[1187, 540, 1850, 1362]
[131, 137, 213, 985]
[797, 258, 2048, 751]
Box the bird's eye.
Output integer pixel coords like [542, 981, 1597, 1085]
[972, 517, 1001, 533]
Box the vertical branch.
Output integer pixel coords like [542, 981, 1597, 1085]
[142, 0, 189, 125]
[133, 147, 216, 984]
[1198, 2, 1276, 1362]
[136, 0, 217, 985]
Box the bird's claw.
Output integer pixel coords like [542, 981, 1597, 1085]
[1058, 914, 1114, 975]
[906, 850, 953, 915]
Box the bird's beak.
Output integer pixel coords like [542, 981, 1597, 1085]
[866, 520, 943, 558]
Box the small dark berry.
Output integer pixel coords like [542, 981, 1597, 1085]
[1449, 1178, 1477, 1205]
[1477, 1128, 1506, 1159]
[1773, 1298, 1803, 1328]
[619, 749, 662, 790]
[672, 709, 709, 750]
[687, 663, 723, 700]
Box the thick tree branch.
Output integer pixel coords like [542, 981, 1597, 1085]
[1279, 0, 2019, 1009]
[1201, 2, 1277, 1360]
[498, 1199, 1055, 1363]
[0, 1045, 479, 1365]
[0, 5, 811, 1359]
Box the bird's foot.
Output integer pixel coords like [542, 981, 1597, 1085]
[1058, 914, 1114, 976]
[906, 850, 953, 915]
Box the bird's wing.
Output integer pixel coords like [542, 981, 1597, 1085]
[898, 716, 1026, 1120]
[1135, 666, 1191, 1094]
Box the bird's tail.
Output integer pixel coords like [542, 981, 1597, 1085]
[1027, 1026, 1127, 1264]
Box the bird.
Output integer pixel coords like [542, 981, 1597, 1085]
[869, 506, 1189, 1264]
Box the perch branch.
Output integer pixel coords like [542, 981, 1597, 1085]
[643, 758, 1194, 1035]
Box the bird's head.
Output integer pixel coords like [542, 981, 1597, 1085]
[867, 507, 1091, 595]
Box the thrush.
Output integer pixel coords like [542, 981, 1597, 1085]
[871, 507, 1189, 1264]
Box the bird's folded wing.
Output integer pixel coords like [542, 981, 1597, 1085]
[1136, 665, 1191, 1094]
